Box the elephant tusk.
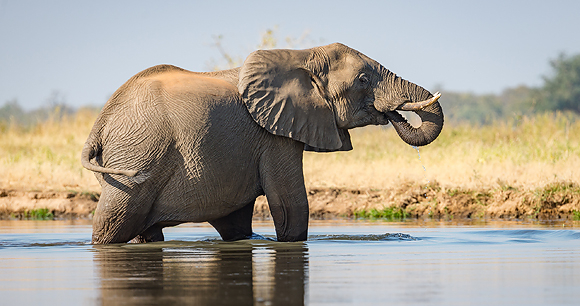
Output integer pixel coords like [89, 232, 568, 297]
[397, 92, 441, 111]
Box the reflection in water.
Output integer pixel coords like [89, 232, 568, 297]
[3, 221, 579, 305]
[92, 241, 308, 305]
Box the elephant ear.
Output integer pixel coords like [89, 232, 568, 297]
[304, 129, 352, 152]
[238, 48, 347, 151]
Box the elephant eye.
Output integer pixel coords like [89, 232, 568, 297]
[358, 74, 370, 86]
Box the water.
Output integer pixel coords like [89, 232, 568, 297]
[412, 145, 430, 197]
[1, 220, 579, 305]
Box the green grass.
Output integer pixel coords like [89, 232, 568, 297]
[572, 210, 580, 221]
[534, 182, 580, 203]
[354, 206, 408, 221]
[23, 208, 54, 220]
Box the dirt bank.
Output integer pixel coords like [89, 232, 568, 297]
[0, 190, 99, 219]
[1, 182, 580, 221]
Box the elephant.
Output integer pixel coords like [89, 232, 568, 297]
[81, 43, 444, 244]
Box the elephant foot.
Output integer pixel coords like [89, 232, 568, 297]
[209, 201, 255, 241]
[130, 225, 165, 243]
[130, 236, 148, 243]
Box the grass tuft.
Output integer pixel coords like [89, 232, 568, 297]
[354, 206, 408, 221]
[23, 208, 54, 220]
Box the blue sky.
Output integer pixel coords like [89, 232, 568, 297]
[1, 0, 580, 110]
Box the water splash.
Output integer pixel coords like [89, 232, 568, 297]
[412, 146, 429, 198]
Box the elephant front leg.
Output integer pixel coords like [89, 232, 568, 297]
[266, 189, 309, 242]
[261, 141, 309, 242]
[209, 201, 255, 241]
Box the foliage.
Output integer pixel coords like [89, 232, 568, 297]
[0, 100, 77, 131]
[438, 86, 538, 125]
[439, 52, 580, 124]
[23, 208, 54, 220]
[354, 206, 408, 221]
[534, 182, 580, 204]
[540, 53, 580, 113]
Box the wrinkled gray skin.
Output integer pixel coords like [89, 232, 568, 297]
[81, 43, 444, 244]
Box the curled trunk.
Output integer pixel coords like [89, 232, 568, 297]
[375, 74, 444, 147]
[386, 100, 444, 147]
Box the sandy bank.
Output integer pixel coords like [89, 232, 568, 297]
[2, 182, 579, 221]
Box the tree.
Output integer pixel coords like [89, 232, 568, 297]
[206, 27, 319, 71]
[0, 99, 25, 123]
[541, 53, 580, 113]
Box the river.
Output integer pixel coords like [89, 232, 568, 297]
[1, 220, 579, 305]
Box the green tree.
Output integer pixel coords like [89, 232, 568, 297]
[541, 53, 580, 113]
[0, 99, 25, 122]
[437, 85, 537, 125]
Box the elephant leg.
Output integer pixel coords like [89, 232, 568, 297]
[264, 186, 309, 242]
[130, 224, 165, 243]
[91, 180, 155, 244]
[209, 201, 255, 241]
[260, 140, 309, 242]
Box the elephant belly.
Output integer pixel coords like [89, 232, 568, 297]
[151, 149, 264, 223]
[153, 165, 263, 223]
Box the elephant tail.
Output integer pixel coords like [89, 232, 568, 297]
[81, 141, 149, 184]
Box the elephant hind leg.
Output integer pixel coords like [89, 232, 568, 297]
[91, 184, 155, 244]
[209, 201, 255, 241]
[92, 213, 147, 244]
[130, 224, 165, 243]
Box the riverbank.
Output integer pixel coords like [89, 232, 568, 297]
[2, 182, 579, 221]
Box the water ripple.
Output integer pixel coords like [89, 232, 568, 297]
[310, 233, 418, 241]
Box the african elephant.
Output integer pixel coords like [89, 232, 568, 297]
[81, 43, 444, 244]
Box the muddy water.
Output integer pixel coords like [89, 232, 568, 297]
[1, 220, 579, 305]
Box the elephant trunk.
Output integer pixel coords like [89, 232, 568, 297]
[385, 101, 444, 147]
[376, 74, 444, 147]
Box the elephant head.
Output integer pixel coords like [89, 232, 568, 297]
[238, 43, 444, 151]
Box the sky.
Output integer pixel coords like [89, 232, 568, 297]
[1, 0, 580, 110]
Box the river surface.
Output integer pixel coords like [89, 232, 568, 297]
[1, 220, 579, 305]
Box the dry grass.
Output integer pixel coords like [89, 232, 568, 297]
[1, 110, 579, 193]
[304, 112, 580, 191]
[0, 108, 100, 192]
